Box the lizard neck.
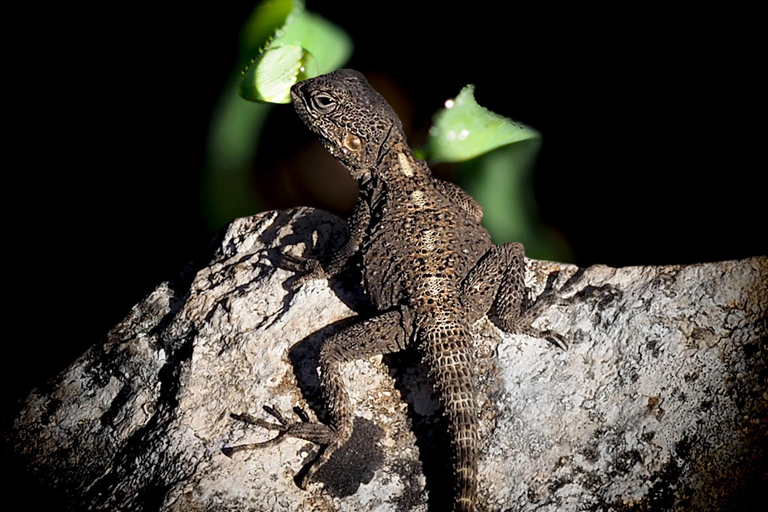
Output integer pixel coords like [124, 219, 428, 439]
[376, 140, 433, 188]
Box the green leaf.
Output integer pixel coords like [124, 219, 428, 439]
[240, 0, 294, 53]
[240, 45, 318, 103]
[203, 1, 353, 228]
[238, 0, 352, 104]
[454, 142, 573, 262]
[422, 85, 540, 164]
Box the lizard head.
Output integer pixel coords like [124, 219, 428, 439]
[291, 69, 403, 180]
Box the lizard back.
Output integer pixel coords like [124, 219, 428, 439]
[362, 150, 491, 313]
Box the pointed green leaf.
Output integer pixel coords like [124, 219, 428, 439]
[239, 45, 317, 103]
[422, 85, 540, 164]
[238, 0, 352, 104]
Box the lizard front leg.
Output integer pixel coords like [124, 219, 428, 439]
[226, 308, 412, 488]
[460, 242, 566, 348]
[283, 196, 371, 289]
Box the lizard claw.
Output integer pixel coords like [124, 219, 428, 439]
[542, 330, 568, 351]
[280, 252, 328, 290]
[279, 253, 314, 272]
[223, 405, 336, 458]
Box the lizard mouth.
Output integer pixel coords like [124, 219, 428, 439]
[290, 83, 309, 120]
[289, 82, 303, 105]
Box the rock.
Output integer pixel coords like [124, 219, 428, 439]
[9, 208, 767, 511]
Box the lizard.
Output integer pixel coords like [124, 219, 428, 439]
[225, 69, 566, 512]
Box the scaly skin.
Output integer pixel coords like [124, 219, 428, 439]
[227, 69, 565, 512]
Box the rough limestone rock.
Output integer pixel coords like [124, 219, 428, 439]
[10, 207, 767, 511]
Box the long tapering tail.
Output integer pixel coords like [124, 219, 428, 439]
[419, 321, 478, 512]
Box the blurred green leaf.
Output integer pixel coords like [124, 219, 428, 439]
[239, 0, 352, 104]
[422, 85, 540, 164]
[240, 45, 318, 103]
[455, 143, 572, 262]
[203, 0, 352, 228]
[240, 0, 294, 52]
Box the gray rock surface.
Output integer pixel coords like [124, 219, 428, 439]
[10, 208, 767, 511]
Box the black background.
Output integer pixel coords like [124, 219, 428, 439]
[5, 0, 765, 486]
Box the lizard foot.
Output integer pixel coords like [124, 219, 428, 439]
[534, 272, 568, 350]
[541, 330, 568, 351]
[511, 324, 568, 351]
[279, 253, 328, 290]
[222, 405, 336, 458]
[516, 271, 568, 350]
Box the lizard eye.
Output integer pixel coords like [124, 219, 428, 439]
[310, 92, 338, 114]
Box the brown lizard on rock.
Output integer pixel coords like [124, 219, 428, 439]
[227, 69, 566, 512]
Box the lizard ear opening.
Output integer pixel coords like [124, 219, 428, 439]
[343, 133, 363, 151]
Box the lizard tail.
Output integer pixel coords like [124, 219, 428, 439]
[418, 322, 478, 512]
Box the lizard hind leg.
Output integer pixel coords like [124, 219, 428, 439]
[226, 309, 411, 488]
[461, 242, 567, 349]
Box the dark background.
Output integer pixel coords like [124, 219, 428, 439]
[6, 0, 764, 452]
